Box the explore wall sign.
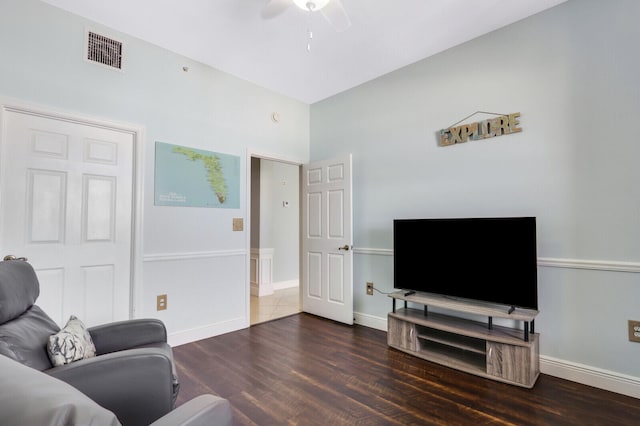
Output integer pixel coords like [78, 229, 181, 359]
[439, 112, 522, 146]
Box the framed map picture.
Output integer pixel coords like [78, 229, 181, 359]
[154, 141, 240, 208]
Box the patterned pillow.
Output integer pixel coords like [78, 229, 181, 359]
[47, 315, 97, 367]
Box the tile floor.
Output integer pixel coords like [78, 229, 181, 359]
[250, 286, 301, 325]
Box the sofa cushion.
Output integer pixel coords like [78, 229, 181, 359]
[0, 354, 120, 426]
[48, 315, 97, 366]
[0, 305, 60, 370]
[0, 260, 40, 324]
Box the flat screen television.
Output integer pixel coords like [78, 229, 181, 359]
[393, 216, 538, 311]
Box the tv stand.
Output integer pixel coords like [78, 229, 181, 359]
[388, 291, 540, 388]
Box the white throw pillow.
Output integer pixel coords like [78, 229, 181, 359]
[47, 315, 97, 367]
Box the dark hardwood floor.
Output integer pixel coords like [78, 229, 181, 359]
[173, 313, 638, 425]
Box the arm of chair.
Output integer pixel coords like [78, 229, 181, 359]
[150, 395, 233, 426]
[1, 354, 120, 426]
[89, 318, 167, 354]
[46, 348, 175, 426]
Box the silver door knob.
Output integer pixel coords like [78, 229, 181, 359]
[338, 245, 351, 251]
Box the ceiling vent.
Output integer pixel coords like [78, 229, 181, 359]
[86, 30, 123, 71]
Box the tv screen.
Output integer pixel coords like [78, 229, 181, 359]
[393, 217, 538, 310]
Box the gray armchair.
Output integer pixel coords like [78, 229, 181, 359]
[0, 259, 183, 425]
[1, 353, 233, 426]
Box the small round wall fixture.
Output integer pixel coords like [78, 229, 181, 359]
[271, 112, 280, 123]
[293, 0, 330, 12]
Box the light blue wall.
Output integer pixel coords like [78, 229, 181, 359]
[2, 0, 639, 390]
[311, 0, 640, 379]
[0, 0, 309, 338]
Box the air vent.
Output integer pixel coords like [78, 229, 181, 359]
[86, 31, 123, 70]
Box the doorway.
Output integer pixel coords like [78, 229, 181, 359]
[249, 156, 301, 325]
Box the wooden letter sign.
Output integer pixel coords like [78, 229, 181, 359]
[439, 112, 522, 146]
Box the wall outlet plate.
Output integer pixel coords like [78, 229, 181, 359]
[157, 294, 167, 311]
[628, 320, 640, 343]
[366, 282, 374, 296]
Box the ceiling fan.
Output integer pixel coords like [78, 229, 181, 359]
[261, 0, 352, 32]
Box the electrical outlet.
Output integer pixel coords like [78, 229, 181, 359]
[366, 282, 374, 296]
[629, 320, 640, 343]
[157, 294, 167, 311]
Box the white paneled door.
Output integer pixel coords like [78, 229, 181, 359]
[1, 108, 134, 327]
[301, 154, 353, 324]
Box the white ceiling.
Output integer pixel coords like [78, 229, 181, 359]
[41, 0, 567, 104]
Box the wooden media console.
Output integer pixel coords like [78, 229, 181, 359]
[387, 291, 539, 388]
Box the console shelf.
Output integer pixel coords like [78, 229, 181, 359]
[388, 291, 540, 388]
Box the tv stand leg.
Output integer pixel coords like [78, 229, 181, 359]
[404, 300, 408, 310]
[530, 319, 535, 334]
[524, 321, 529, 342]
[392, 298, 396, 313]
[488, 316, 493, 330]
[424, 305, 428, 316]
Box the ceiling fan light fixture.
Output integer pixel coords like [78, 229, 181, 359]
[293, 0, 331, 12]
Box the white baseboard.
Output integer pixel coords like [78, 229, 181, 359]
[251, 279, 298, 297]
[540, 355, 640, 399]
[354, 312, 640, 399]
[273, 279, 299, 290]
[354, 311, 388, 332]
[168, 317, 247, 347]
[251, 281, 274, 297]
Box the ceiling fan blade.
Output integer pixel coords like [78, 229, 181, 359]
[261, 0, 293, 19]
[320, 0, 351, 32]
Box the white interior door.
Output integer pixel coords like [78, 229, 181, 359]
[0, 107, 134, 327]
[301, 154, 353, 324]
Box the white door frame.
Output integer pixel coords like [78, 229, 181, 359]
[0, 97, 145, 318]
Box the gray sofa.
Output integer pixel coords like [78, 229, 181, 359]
[0, 353, 233, 425]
